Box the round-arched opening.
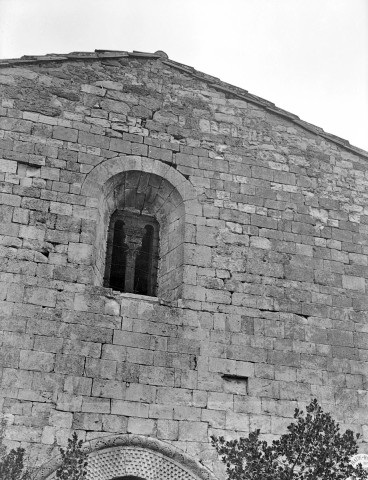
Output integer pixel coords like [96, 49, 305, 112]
[94, 170, 185, 302]
[37, 434, 218, 480]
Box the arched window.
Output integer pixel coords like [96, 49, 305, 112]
[88, 168, 189, 302]
[104, 210, 159, 297]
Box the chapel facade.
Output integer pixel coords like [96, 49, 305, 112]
[0, 50, 367, 479]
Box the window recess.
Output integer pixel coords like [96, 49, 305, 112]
[104, 210, 159, 297]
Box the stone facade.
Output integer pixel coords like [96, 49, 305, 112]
[0, 50, 367, 477]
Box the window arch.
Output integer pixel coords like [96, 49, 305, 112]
[39, 434, 218, 480]
[91, 168, 187, 301]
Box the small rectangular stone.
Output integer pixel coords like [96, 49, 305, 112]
[342, 275, 365, 292]
[78, 131, 110, 149]
[178, 421, 208, 441]
[111, 400, 149, 418]
[81, 84, 106, 96]
[52, 126, 78, 142]
[82, 397, 110, 413]
[24, 287, 56, 307]
[0, 159, 17, 173]
[110, 138, 131, 154]
[19, 350, 55, 372]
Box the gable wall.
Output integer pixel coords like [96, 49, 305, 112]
[0, 55, 367, 474]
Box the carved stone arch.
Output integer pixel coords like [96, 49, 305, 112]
[37, 434, 218, 480]
[81, 156, 201, 302]
[81, 156, 198, 203]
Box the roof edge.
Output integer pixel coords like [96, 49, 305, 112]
[0, 49, 366, 159]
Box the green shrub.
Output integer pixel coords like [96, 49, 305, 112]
[55, 432, 88, 480]
[0, 416, 33, 480]
[212, 399, 368, 480]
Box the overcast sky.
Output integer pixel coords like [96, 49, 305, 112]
[0, 0, 367, 151]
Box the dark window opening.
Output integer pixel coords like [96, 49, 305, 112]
[104, 211, 159, 297]
[109, 220, 128, 292]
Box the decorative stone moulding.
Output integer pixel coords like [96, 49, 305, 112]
[81, 156, 197, 203]
[82, 156, 200, 302]
[36, 434, 218, 480]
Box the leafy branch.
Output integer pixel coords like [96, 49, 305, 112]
[0, 416, 34, 480]
[55, 432, 88, 480]
[212, 399, 368, 480]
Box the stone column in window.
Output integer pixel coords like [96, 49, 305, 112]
[124, 225, 146, 293]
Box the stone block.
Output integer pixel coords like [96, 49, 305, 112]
[85, 358, 117, 379]
[2, 368, 33, 389]
[127, 417, 155, 435]
[101, 344, 127, 362]
[81, 84, 106, 96]
[49, 410, 73, 428]
[0, 193, 21, 207]
[54, 354, 85, 375]
[63, 339, 101, 358]
[24, 287, 56, 307]
[125, 383, 156, 403]
[139, 365, 175, 386]
[268, 351, 300, 368]
[207, 392, 233, 411]
[100, 99, 130, 115]
[156, 387, 192, 406]
[19, 350, 55, 372]
[0, 159, 17, 173]
[342, 275, 365, 292]
[19, 225, 45, 241]
[34, 336, 63, 353]
[175, 153, 199, 168]
[111, 400, 149, 418]
[32, 371, 64, 392]
[113, 330, 152, 349]
[72, 413, 102, 431]
[64, 376, 92, 396]
[249, 414, 271, 433]
[56, 393, 83, 412]
[148, 146, 173, 162]
[178, 420, 208, 442]
[157, 419, 179, 440]
[225, 411, 250, 432]
[174, 405, 201, 421]
[328, 329, 354, 347]
[110, 138, 131, 154]
[67, 243, 93, 265]
[6, 425, 42, 443]
[247, 378, 279, 398]
[126, 347, 154, 365]
[53, 126, 78, 142]
[233, 395, 262, 414]
[102, 414, 128, 433]
[78, 131, 110, 149]
[149, 404, 173, 419]
[82, 397, 110, 414]
[91, 379, 126, 399]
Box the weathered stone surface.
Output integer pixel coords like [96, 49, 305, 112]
[0, 51, 367, 473]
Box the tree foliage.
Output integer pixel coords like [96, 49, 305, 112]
[56, 432, 88, 480]
[212, 399, 368, 480]
[0, 416, 33, 480]
[0, 418, 88, 479]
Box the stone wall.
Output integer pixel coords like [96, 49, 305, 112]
[0, 51, 367, 476]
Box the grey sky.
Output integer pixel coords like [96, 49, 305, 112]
[0, 0, 367, 151]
